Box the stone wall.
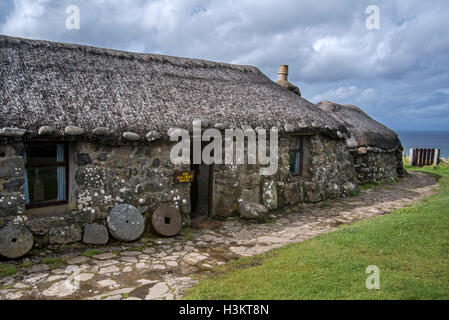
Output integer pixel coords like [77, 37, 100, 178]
[0, 142, 26, 227]
[23, 140, 191, 245]
[213, 134, 358, 217]
[352, 147, 406, 184]
[1, 134, 395, 245]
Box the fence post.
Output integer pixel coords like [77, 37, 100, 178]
[434, 149, 440, 165]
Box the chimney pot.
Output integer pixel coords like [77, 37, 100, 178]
[276, 64, 301, 97]
[278, 65, 288, 81]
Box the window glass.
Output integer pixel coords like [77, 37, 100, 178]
[23, 143, 67, 206]
[289, 137, 302, 175]
[25, 144, 58, 165]
[26, 167, 59, 203]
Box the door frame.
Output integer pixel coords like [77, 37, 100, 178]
[207, 164, 214, 217]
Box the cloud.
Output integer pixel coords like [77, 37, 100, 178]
[311, 86, 376, 105]
[1, 0, 449, 130]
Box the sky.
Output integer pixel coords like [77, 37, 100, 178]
[1, 0, 449, 131]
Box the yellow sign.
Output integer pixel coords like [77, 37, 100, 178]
[173, 171, 195, 184]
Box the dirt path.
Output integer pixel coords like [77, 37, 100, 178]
[0, 171, 438, 300]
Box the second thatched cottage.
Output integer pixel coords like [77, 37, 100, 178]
[0, 35, 405, 254]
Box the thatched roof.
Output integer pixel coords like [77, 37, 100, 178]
[0, 35, 347, 141]
[316, 101, 402, 149]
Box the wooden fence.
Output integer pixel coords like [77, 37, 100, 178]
[409, 148, 440, 167]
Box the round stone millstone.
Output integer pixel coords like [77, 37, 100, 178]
[107, 204, 145, 242]
[0, 224, 34, 259]
[151, 204, 182, 237]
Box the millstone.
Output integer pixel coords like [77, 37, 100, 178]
[151, 204, 182, 237]
[107, 204, 145, 242]
[83, 223, 109, 245]
[0, 224, 34, 259]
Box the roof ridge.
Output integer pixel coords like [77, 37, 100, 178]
[0, 34, 262, 74]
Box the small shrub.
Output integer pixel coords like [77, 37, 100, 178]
[403, 155, 410, 166]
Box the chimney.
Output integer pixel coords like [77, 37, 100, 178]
[276, 64, 301, 97]
[277, 65, 289, 82]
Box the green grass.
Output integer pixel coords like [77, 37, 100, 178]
[0, 263, 17, 277]
[41, 257, 67, 270]
[184, 166, 449, 300]
[81, 249, 102, 258]
[320, 202, 331, 208]
[357, 183, 378, 191]
[357, 177, 397, 192]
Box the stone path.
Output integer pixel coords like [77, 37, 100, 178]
[0, 172, 438, 300]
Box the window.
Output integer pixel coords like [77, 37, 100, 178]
[289, 136, 303, 176]
[23, 143, 68, 208]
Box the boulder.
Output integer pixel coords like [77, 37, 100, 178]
[214, 123, 228, 130]
[93, 127, 112, 136]
[64, 126, 84, 136]
[357, 147, 368, 155]
[38, 126, 54, 136]
[239, 202, 268, 221]
[146, 131, 162, 142]
[0, 127, 26, 137]
[262, 180, 278, 210]
[284, 124, 295, 133]
[76, 153, 92, 166]
[49, 225, 83, 244]
[0, 224, 34, 259]
[83, 223, 109, 245]
[107, 204, 145, 242]
[122, 132, 140, 141]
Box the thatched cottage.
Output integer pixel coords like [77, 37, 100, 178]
[0, 35, 405, 252]
[316, 101, 406, 184]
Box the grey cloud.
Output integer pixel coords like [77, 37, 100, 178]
[1, 0, 449, 130]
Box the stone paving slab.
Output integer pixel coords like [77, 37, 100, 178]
[0, 172, 437, 300]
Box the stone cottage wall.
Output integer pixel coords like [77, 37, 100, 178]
[0, 142, 26, 227]
[351, 147, 406, 185]
[2, 134, 398, 245]
[23, 140, 190, 245]
[212, 134, 358, 217]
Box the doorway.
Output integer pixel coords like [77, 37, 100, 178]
[190, 164, 213, 219]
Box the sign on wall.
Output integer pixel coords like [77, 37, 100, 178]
[173, 171, 195, 184]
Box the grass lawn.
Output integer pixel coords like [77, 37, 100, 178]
[184, 166, 449, 300]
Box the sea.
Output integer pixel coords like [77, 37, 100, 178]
[396, 130, 449, 159]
